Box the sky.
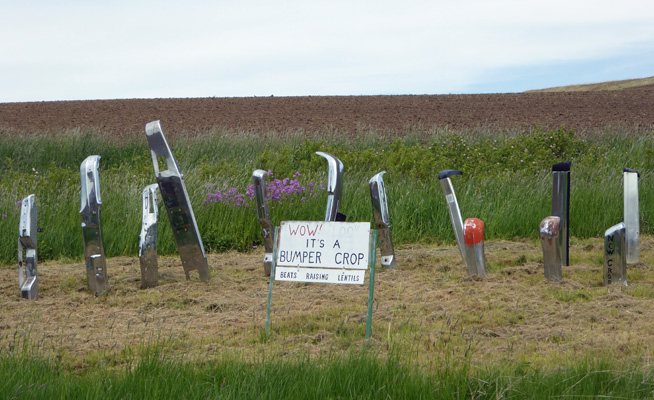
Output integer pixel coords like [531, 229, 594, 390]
[2, 0, 653, 102]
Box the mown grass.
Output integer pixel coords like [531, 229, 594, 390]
[0, 126, 653, 264]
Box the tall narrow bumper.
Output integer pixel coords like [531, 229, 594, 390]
[80, 155, 109, 296]
[604, 222, 627, 286]
[253, 169, 275, 276]
[623, 168, 639, 264]
[18, 194, 38, 299]
[316, 152, 345, 222]
[369, 171, 398, 268]
[552, 161, 571, 266]
[439, 170, 466, 264]
[145, 121, 209, 282]
[139, 184, 159, 288]
[540, 216, 562, 281]
[463, 218, 487, 277]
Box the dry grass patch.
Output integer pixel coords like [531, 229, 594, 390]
[2, 237, 654, 371]
[528, 76, 654, 92]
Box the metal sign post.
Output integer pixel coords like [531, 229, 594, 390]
[552, 161, 571, 266]
[264, 226, 279, 338]
[365, 231, 378, 340]
[80, 155, 109, 296]
[145, 121, 209, 281]
[253, 169, 274, 276]
[139, 184, 159, 288]
[369, 171, 397, 268]
[265, 221, 378, 339]
[18, 194, 38, 299]
[623, 168, 640, 264]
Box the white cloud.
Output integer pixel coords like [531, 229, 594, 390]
[1, 0, 653, 101]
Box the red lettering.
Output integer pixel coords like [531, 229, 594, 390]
[288, 223, 322, 237]
[307, 224, 321, 236]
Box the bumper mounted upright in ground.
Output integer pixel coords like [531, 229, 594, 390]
[145, 121, 209, 281]
[604, 222, 627, 286]
[18, 194, 38, 299]
[623, 168, 640, 264]
[369, 171, 397, 268]
[316, 152, 345, 222]
[253, 169, 274, 276]
[540, 216, 562, 281]
[551, 161, 571, 266]
[80, 155, 109, 296]
[139, 184, 159, 288]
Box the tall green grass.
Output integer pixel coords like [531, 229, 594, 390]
[2, 346, 654, 399]
[1, 126, 653, 263]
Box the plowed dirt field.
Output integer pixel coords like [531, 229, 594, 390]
[1, 85, 653, 136]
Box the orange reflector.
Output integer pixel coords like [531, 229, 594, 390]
[464, 218, 484, 245]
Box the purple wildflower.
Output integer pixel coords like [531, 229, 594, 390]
[204, 170, 326, 208]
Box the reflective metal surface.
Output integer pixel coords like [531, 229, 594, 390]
[18, 194, 38, 299]
[463, 218, 487, 277]
[139, 184, 159, 288]
[540, 216, 562, 281]
[369, 171, 398, 268]
[145, 121, 209, 281]
[316, 152, 345, 221]
[552, 161, 571, 266]
[438, 170, 466, 263]
[253, 169, 274, 276]
[623, 168, 639, 264]
[80, 155, 109, 296]
[604, 222, 627, 286]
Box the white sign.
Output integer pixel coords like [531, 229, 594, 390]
[275, 221, 371, 284]
[277, 221, 370, 269]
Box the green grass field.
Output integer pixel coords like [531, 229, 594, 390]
[1, 126, 653, 263]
